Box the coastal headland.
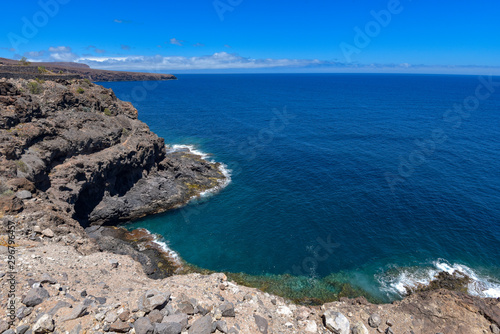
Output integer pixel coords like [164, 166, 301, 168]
[0, 73, 499, 333]
[0, 57, 176, 82]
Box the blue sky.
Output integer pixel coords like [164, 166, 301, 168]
[1, 0, 499, 74]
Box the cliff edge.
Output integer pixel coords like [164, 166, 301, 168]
[0, 78, 225, 236]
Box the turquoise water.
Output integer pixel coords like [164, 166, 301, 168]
[100, 74, 500, 301]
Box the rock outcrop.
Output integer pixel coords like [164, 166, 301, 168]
[0, 78, 225, 236]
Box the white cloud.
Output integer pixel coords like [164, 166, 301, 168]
[170, 38, 184, 46]
[48, 46, 78, 62]
[113, 19, 133, 24]
[75, 52, 329, 71]
[24, 50, 45, 58]
[49, 46, 71, 52]
[61, 52, 500, 75]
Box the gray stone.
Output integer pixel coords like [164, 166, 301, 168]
[41, 229, 54, 238]
[253, 314, 268, 334]
[16, 190, 32, 199]
[40, 273, 56, 284]
[138, 289, 170, 313]
[32, 314, 54, 333]
[0, 320, 10, 333]
[197, 304, 209, 316]
[83, 298, 93, 306]
[492, 324, 500, 334]
[386, 319, 394, 327]
[16, 324, 30, 334]
[63, 303, 88, 321]
[368, 314, 382, 328]
[118, 309, 131, 322]
[176, 301, 194, 315]
[161, 313, 188, 329]
[16, 306, 33, 319]
[47, 301, 71, 316]
[3, 329, 15, 334]
[215, 320, 228, 333]
[322, 310, 350, 334]
[147, 309, 163, 323]
[351, 321, 369, 334]
[22, 287, 50, 307]
[385, 327, 394, 334]
[109, 320, 130, 333]
[134, 317, 154, 334]
[160, 304, 173, 316]
[95, 296, 107, 304]
[188, 315, 212, 334]
[154, 322, 182, 334]
[105, 310, 118, 323]
[218, 302, 235, 317]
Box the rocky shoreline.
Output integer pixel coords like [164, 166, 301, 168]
[0, 77, 499, 333]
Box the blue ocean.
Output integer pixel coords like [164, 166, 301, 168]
[100, 74, 500, 302]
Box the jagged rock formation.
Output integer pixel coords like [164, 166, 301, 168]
[0, 78, 225, 236]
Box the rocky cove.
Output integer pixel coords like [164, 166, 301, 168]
[0, 77, 499, 334]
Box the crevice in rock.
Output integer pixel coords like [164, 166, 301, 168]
[110, 168, 144, 197]
[73, 181, 106, 228]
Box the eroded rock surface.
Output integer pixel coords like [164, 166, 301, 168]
[0, 78, 225, 235]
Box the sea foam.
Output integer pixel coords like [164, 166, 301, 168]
[140, 144, 232, 269]
[132, 228, 182, 266]
[166, 144, 232, 199]
[377, 259, 500, 299]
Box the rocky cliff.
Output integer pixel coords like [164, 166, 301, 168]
[0, 78, 225, 236]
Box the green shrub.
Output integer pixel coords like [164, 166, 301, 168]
[27, 81, 42, 94]
[15, 160, 28, 173]
[104, 108, 112, 116]
[37, 66, 47, 74]
[0, 182, 12, 196]
[83, 78, 92, 86]
[77, 87, 85, 94]
[19, 56, 30, 66]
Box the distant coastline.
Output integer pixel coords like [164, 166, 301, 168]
[0, 57, 176, 82]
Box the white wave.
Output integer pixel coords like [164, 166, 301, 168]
[167, 144, 210, 160]
[166, 144, 232, 200]
[377, 259, 500, 299]
[138, 228, 182, 265]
